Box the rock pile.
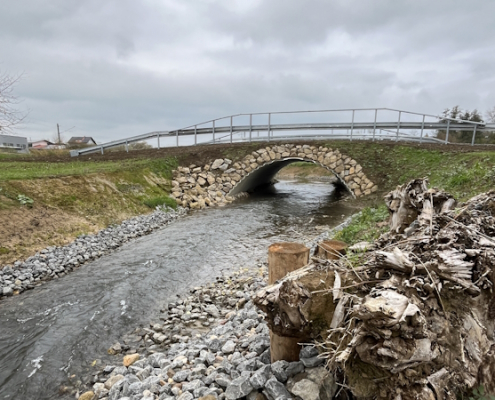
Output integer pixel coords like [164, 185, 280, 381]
[170, 144, 376, 209]
[0, 207, 187, 299]
[86, 267, 336, 400]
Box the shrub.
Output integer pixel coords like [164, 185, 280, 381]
[17, 194, 34, 207]
[142, 195, 177, 209]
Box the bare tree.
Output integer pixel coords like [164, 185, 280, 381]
[486, 106, 495, 123]
[0, 71, 26, 133]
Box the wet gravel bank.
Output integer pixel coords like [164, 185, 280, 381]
[78, 266, 337, 400]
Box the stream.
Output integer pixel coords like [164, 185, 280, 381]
[0, 180, 357, 399]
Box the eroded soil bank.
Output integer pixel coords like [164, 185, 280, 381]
[0, 171, 174, 265]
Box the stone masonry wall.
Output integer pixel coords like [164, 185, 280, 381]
[170, 144, 377, 209]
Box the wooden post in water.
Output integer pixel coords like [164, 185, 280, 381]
[268, 242, 310, 363]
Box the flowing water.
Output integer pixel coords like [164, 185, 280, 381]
[0, 180, 357, 399]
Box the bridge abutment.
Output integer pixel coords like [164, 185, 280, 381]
[170, 144, 377, 209]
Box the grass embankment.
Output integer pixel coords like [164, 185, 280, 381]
[325, 143, 495, 244]
[0, 154, 178, 264]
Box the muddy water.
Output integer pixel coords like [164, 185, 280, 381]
[0, 180, 357, 399]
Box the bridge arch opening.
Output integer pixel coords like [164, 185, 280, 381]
[228, 157, 352, 197]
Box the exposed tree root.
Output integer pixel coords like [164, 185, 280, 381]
[254, 178, 495, 399]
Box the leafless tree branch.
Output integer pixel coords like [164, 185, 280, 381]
[0, 71, 27, 133]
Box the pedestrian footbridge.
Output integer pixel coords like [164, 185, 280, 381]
[70, 107, 493, 157]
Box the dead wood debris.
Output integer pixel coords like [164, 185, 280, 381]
[254, 178, 495, 400]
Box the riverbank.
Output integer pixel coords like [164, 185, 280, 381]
[2, 141, 495, 265]
[0, 207, 187, 299]
[0, 157, 178, 265]
[72, 214, 356, 400]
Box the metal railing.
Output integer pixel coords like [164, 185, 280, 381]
[70, 108, 491, 157]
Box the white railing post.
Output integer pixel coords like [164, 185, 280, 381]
[157, 133, 160, 149]
[472, 125, 477, 146]
[230, 116, 233, 144]
[420, 115, 425, 143]
[249, 114, 252, 143]
[101, 146, 104, 154]
[267, 113, 271, 142]
[350, 110, 355, 141]
[396, 111, 401, 141]
[125, 140, 129, 152]
[212, 120, 215, 144]
[445, 120, 450, 144]
[194, 125, 197, 145]
[176, 130, 179, 147]
[372, 109, 377, 141]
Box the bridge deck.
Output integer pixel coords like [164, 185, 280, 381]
[70, 108, 494, 157]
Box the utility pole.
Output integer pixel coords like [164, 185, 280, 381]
[57, 123, 61, 144]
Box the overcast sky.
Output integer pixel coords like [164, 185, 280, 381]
[1, 0, 495, 143]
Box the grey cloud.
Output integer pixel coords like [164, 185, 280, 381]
[1, 0, 494, 141]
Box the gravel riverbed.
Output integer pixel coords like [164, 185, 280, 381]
[79, 266, 337, 400]
[0, 207, 187, 299]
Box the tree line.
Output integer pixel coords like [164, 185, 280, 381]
[437, 105, 495, 144]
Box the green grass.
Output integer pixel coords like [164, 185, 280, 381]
[142, 195, 177, 209]
[221, 143, 260, 161]
[288, 161, 319, 168]
[0, 152, 21, 160]
[327, 142, 495, 201]
[463, 385, 495, 400]
[0, 157, 178, 180]
[326, 144, 495, 244]
[146, 158, 179, 180]
[333, 205, 389, 244]
[55, 194, 78, 207]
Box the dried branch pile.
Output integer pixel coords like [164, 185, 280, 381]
[254, 178, 495, 400]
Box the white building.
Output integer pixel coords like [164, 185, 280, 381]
[0, 134, 28, 152]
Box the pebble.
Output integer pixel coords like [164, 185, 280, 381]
[104, 374, 124, 389]
[78, 391, 95, 400]
[123, 354, 140, 367]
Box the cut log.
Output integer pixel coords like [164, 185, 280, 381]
[268, 242, 309, 284]
[315, 240, 347, 260]
[254, 266, 338, 338]
[267, 242, 309, 362]
[269, 332, 301, 363]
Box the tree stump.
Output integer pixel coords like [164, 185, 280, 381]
[315, 239, 347, 260]
[268, 242, 310, 284]
[268, 242, 310, 363]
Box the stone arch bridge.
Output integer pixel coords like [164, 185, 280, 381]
[170, 144, 377, 209]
